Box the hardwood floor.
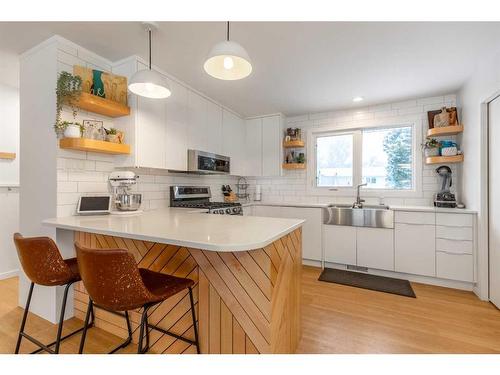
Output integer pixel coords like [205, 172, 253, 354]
[1, 266, 500, 354]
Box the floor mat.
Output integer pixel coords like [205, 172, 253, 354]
[318, 267, 416, 298]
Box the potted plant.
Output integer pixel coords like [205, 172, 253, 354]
[54, 71, 82, 137]
[60, 121, 83, 138]
[105, 127, 120, 143]
[422, 138, 440, 157]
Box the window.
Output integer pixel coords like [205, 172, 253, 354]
[313, 124, 415, 191]
[362, 126, 412, 189]
[316, 133, 353, 187]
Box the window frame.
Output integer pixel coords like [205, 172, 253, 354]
[307, 117, 423, 198]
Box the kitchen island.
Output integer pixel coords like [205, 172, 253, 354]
[43, 209, 304, 354]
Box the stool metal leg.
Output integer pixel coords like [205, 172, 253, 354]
[78, 298, 93, 354]
[15, 282, 34, 354]
[137, 305, 151, 354]
[189, 287, 201, 354]
[54, 281, 72, 353]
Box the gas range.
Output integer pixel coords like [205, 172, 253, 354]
[169, 186, 242, 215]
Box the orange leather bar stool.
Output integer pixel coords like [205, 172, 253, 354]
[13, 233, 94, 354]
[75, 242, 200, 354]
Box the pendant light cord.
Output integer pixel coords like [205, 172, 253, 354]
[226, 21, 230, 41]
[148, 28, 152, 70]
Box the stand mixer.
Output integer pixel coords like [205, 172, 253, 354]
[108, 171, 142, 212]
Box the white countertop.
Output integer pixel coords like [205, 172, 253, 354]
[43, 208, 304, 252]
[243, 201, 477, 214]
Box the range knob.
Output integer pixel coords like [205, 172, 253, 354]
[219, 209, 225, 214]
[226, 208, 232, 214]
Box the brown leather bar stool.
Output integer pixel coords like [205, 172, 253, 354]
[75, 242, 200, 354]
[12, 233, 94, 354]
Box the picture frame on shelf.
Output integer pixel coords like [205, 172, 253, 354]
[82, 119, 105, 140]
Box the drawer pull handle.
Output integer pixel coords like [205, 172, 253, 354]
[437, 250, 471, 256]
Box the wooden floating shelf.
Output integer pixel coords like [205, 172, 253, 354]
[427, 124, 463, 137]
[59, 138, 130, 155]
[0, 152, 16, 160]
[282, 163, 306, 170]
[425, 154, 464, 165]
[74, 92, 130, 118]
[283, 140, 305, 148]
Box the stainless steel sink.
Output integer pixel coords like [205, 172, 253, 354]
[323, 204, 394, 229]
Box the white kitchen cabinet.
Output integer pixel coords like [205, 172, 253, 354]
[245, 118, 263, 176]
[436, 252, 474, 282]
[323, 225, 357, 265]
[222, 109, 246, 176]
[356, 227, 394, 271]
[206, 100, 223, 154]
[165, 79, 189, 171]
[245, 115, 283, 177]
[262, 115, 282, 176]
[395, 223, 436, 277]
[136, 95, 167, 169]
[187, 91, 222, 155]
[280, 206, 322, 261]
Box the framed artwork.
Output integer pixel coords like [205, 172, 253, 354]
[73, 65, 128, 106]
[82, 120, 105, 140]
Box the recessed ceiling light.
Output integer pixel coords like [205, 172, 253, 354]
[353, 96, 364, 102]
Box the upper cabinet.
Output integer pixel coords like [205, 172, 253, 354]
[165, 79, 189, 171]
[245, 114, 283, 177]
[187, 91, 222, 155]
[222, 109, 246, 176]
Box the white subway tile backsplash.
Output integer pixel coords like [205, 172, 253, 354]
[58, 181, 78, 193]
[416, 96, 444, 106]
[77, 182, 109, 193]
[391, 99, 418, 109]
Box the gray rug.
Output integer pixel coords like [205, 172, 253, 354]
[318, 268, 416, 298]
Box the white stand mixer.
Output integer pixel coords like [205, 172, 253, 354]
[108, 171, 143, 214]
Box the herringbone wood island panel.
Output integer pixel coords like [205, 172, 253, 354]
[73, 228, 302, 354]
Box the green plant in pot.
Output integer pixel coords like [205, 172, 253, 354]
[105, 127, 120, 143]
[422, 138, 441, 157]
[54, 71, 82, 138]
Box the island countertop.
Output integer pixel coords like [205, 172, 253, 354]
[43, 208, 304, 252]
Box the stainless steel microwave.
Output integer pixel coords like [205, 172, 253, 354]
[187, 150, 230, 174]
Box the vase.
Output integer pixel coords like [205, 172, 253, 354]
[64, 124, 81, 138]
[434, 107, 450, 128]
[106, 134, 120, 143]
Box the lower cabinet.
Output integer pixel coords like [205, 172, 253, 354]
[323, 225, 394, 271]
[323, 225, 356, 265]
[356, 227, 394, 271]
[394, 223, 436, 277]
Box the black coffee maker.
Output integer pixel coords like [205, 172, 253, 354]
[434, 165, 457, 208]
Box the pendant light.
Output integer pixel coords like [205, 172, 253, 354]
[204, 22, 252, 80]
[128, 22, 171, 99]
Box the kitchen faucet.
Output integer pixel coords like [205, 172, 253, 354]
[353, 183, 367, 208]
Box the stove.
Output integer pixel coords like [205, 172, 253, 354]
[170, 186, 242, 215]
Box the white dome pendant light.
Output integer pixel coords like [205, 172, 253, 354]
[204, 22, 252, 80]
[128, 22, 171, 99]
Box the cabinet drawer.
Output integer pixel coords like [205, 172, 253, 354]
[436, 238, 473, 255]
[436, 225, 473, 241]
[436, 251, 473, 282]
[395, 211, 435, 225]
[436, 213, 473, 227]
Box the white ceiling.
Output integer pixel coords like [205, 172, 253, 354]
[1, 22, 500, 117]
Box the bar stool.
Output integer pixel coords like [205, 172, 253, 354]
[75, 242, 200, 354]
[12, 233, 94, 354]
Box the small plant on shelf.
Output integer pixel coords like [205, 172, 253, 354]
[422, 137, 440, 157]
[105, 127, 123, 143]
[55, 71, 82, 138]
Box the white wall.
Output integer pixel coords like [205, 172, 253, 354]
[0, 52, 20, 280]
[456, 50, 500, 300]
[247, 94, 458, 207]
